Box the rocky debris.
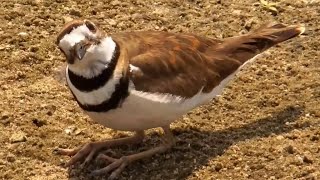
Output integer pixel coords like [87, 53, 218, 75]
[284, 145, 296, 154]
[32, 118, 47, 127]
[303, 155, 313, 164]
[1, 112, 11, 125]
[6, 154, 16, 163]
[10, 131, 27, 143]
[214, 162, 223, 172]
[18, 32, 28, 37]
[64, 126, 82, 136]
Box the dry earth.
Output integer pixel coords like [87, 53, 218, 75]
[0, 0, 319, 180]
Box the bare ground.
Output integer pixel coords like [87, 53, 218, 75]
[0, 0, 319, 179]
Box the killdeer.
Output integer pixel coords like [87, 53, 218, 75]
[55, 19, 304, 179]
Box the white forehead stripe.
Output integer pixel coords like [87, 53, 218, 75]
[58, 24, 96, 54]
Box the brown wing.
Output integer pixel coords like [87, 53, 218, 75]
[111, 23, 303, 98]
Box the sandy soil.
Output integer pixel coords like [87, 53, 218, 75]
[0, 0, 319, 179]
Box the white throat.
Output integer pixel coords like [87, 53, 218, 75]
[67, 37, 117, 78]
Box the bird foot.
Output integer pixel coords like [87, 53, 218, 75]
[54, 142, 101, 167]
[91, 154, 131, 180]
[89, 126, 175, 179]
[53, 131, 144, 167]
[54, 127, 174, 179]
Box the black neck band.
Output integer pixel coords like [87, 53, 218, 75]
[68, 43, 120, 92]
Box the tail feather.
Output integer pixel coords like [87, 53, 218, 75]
[253, 23, 305, 44]
[220, 23, 305, 63]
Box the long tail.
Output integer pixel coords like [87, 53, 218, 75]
[218, 22, 305, 63]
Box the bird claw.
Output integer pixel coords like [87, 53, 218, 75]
[53, 143, 100, 167]
[90, 154, 130, 179]
[55, 146, 130, 179]
[53, 147, 79, 156]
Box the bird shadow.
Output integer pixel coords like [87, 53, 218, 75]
[67, 105, 307, 180]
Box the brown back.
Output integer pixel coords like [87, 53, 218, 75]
[111, 23, 303, 98]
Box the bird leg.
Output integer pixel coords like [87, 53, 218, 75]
[54, 130, 145, 167]
[91, 126, 176, 179]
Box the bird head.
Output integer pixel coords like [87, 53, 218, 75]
[56, 19, 117, 78]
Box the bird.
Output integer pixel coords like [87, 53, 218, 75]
[54, 19, 305, 179]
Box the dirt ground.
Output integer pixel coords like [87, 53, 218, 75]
[0, 0, 319, 179]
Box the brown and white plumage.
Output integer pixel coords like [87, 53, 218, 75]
[55, 19, 304, 178]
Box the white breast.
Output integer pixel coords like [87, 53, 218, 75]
[85, 77, 234, 131]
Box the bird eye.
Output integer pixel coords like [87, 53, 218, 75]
[85, 20, 96, 32]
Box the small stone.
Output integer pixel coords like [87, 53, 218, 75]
[268, 176, 276, 180]
[214, 162, 223, 172]
[62, 16, 73, 23]
[0, 45, 11, 51]
[284, 145, 295, 154]
[6, 154, 15, 162]
[46, 111, 53, 116]
[294, 155, 304, 165]
[65, 126, 76, 135]
[1, 113, 9, 120]
[132, 13, 149, 20]
[305, 173, 316, 180]
[276, 135, 284, 140]
[1, 119, 10, 125]
[111, 0, 121, 6]
[74, 128, 83, 135]
[232, 10, 241, 15]
[303, 155, 313, 164]
[10, 132, 27, 143]
[108, 19, 117, 26]
[310, 135, 319, 141]
[69, 9, 81, 17]
[91, 9, 97, 15]
[18, 32, 28, 37]
[64, 126, 82, 135]
[244, 19, 256, 31]
[29, 46, 39, 52]
[32, 118, 46, 127]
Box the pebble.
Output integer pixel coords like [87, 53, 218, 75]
[111, 0, 121, 6]
[69, 9, 81, 17]
[32, 118, 46, 127]
[0, 45, 11, 51]
[65, 126, 82, 135]
[276, 135, 284, 140]
[62, 16, 73, 23]
[29, 46, 39, 52]
[18, 32, 28, 37]
[6, 154, 16, 162]
[310, 135, 319, 141]
[284, 145, 295, 154]
[132, 13, 149, 20]
[232, 10, 241, 15]
[1, 112, 9, 120]
[108, 19, 117, 26]
[10, 132, 27, 143]
[303, 155, 313, 164]
[65, 126, 77, 135]
[214, 162, 223, 172]
[294, 155, 304, 165]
